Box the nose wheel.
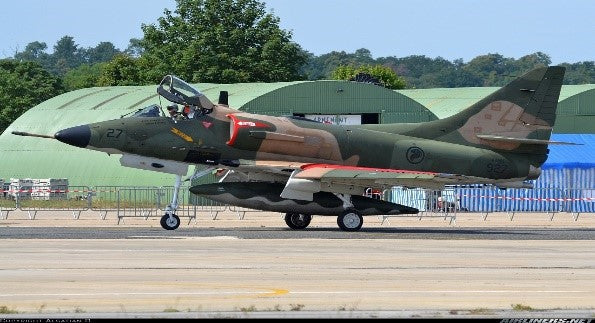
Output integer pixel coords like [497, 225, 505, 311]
[160, 214, 180, 230]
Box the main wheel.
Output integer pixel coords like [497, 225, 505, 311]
[160, 214, 181, 230]
[284, 213, 312, 230]
[337, 209, 363, 232]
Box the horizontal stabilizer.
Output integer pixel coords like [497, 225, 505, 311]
[476, 134, 581, 145]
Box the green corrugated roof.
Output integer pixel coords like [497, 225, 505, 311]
[397, 87, 499, 119]
[397, 84, 595, 119]
[242, 80, 437, 123]
[200, 81, 307, 108]
[558, 84, 595, 100]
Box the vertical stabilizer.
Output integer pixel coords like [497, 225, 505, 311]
[405, 66, 566, 167]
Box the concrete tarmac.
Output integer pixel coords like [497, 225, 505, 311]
[0, 210, 593, 318]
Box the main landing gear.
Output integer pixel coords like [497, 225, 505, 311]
[335, 193, 363, 232]
[284, 213, 312, 230]
[281, 194, 365, 232]
[282, 209, 364, 232]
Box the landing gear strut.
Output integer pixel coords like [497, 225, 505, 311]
[159, 167, 215, 231]
[284, 213, 312, 230]
[160, 174, 182, 230]
[334, 193, 363, 231]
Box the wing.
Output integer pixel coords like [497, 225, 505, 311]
[280, 163, 491, 201]
[218, 161, 490, 201]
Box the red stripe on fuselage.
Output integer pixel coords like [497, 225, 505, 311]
[226, 114, 240, 146]
[300, 163, 438, 175]
[226, 114, 271, 146]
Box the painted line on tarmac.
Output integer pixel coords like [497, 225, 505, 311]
[289, 290, 589, 294]
[0, 290, 587, 297]
[0, 290, 289, 297]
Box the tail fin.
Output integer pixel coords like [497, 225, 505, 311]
[416, 66, 566, 167]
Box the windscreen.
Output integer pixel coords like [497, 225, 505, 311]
[157, 75, 206, 107]
[130, 104, 161, 118]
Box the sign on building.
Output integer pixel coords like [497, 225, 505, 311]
[305, 114, 362, 125]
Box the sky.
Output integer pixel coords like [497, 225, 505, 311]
[0, 0, 593, 65]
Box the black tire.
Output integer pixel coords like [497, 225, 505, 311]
[284, 213, 312, 230]
[337, 209, 363, 232]
[160, 214, 181, 230]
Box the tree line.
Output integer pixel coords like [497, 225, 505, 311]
[1, 0, 593, 133]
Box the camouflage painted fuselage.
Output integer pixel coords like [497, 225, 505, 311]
[84, 105, 524, 182]
[61, 66, 564, 188]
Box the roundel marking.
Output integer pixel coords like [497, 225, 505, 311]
[406, 147, 425, 164]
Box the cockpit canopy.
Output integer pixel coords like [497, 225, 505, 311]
[130, 104, 161, 118]
[157, 75, 214, 110]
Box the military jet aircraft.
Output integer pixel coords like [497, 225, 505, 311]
[13, 66, 568, 231]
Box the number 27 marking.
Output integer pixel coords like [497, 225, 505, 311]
[106, 129, 123, 138]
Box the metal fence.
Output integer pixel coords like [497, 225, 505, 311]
[385, 186, 595, 222]
[17, 186, 91, 219]
[382, 187, 458, 224]
[564, 188, 595, 220]
[91, 186, 124, 220]
[115, 187, 162, 224]
[1, 185, 593, 224]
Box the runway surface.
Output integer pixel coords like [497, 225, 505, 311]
[0, 213, 594, 318]
[0, 226, 594, 240]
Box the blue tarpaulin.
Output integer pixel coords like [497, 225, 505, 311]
[543, 134, 595, 169]
[457, 134, 595, 212]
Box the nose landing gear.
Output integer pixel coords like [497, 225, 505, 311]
[160, 174, 183, 230]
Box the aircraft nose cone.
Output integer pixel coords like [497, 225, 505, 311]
[54, 125, 91, 148]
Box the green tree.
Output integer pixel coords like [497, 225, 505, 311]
[0, 60, 63, 133]
[85, 42, 121, 64]
[463, 53, 515, 86]
[140, 0, 307, 83]
[97, 54, 145, 86]
[63, 63, 105, 91]
[14, 41, 50, 62]
[560, 61, 595, 84]
[13, 37, 121, 77]
[331, 64, 406, 89]
[513, 52, 551, 73]
[50, 35, 84, 76]
[125, 38, 144, 58]
[376, 55, 459, 88]
[302, 48, 374, 80]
